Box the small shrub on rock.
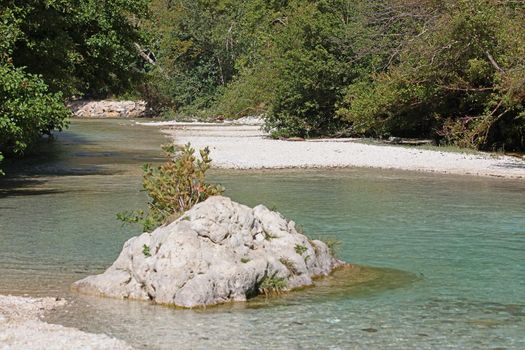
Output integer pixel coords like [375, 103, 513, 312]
[259, 275, 287, 296]
[142, 244, 151, 257]
[294, 244, 308, 255]
[118, 143, 224, 231]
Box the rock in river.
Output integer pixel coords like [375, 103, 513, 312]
[73, 196, 345, 307]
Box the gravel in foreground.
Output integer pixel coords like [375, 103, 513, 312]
[0, 295, 131, 350]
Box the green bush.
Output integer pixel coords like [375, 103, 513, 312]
[0, 6, 69, 160]
[259, 275, 287, 296]
[263, 1, 356, 138]
[0, 64, 70, 156]
[0, 0, 148, 171]
[213, 60, 277, 119]
[294, 244, 308, 255]
[118, 143, 224, 232]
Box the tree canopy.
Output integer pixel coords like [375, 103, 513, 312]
[143, 0, 525, 150]
[338, 0, 525, 150]
[0, 0, 148, 166]
[1, 0, 524, 165]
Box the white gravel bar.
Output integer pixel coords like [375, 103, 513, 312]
[154, 122, 525, 179]
[0, 295, 131, 350]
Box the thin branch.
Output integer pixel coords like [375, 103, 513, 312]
[485, 51, 505, 74]
[135, 43, 157, 66]
[439, 85, 495, 92]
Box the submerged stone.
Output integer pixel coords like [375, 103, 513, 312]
[73, 196, 344, 308]
[361, 328, 378, 333]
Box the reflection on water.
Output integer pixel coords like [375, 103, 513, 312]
[1, 119, 524, 349]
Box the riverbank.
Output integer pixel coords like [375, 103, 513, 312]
[0, 295, 131, 349]
[149, 121, 525, 179]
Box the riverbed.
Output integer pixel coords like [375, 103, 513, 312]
[0, 119, 524, 349]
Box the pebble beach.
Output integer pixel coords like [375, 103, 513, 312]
[147, 119, 525, 179]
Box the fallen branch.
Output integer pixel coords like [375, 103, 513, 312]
[135, 43, 156, 66]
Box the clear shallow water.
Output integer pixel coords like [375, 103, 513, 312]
[1, 119, 524, 349]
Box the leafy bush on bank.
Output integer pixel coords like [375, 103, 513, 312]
[0, 64, 70, 156]
[0, 0, 149, 172]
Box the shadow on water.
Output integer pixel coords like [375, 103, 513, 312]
[0, 178, 53, 199]
[0, 187, 67, 199]
[0, 119, 166, 196]
[0, 130, 110, 180]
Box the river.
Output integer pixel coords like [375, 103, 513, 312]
[0, 119, 524, 349]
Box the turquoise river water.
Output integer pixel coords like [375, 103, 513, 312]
[0, 119, 524, 349]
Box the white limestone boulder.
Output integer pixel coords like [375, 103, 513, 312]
[68, 100, 148, 118]
[73, 196, 344, 307]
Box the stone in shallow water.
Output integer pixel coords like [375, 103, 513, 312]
[361, 328, 378, 333]
[73, 196, 344, 307]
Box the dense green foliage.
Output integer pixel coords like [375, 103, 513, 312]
[2, 0, 524, 155]
[263, 1, 355, 137]
[144, 0, 525, 150]
[0, 0, 148, 170]
[1, 4, 68, 160]
[338, 0, 525, 150]
[0, 64, 70, 156]
[5, 0, 149, 97]
[142, 0, 284, 115]
[117, 144, 224, 232]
